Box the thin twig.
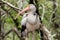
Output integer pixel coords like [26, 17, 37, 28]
[1, 0, 22, 12]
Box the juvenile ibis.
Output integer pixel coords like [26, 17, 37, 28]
[15, 4, 41, 40]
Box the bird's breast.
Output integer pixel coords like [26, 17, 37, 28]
[27, 13, 37, 25]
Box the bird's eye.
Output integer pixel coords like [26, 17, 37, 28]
[34, 13, 36, 15]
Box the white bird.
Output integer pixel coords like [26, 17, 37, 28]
[15, 4, 41, 40]
[21, 4, 41, 32]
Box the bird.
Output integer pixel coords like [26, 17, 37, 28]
[15, 4, 41, 40]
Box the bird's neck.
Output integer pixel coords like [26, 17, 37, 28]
[27, 11, 36, 14]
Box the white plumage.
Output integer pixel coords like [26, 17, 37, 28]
[21, 13, 28, 26]
[21, 4, 40, 32]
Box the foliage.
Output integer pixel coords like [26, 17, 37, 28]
[1, 0, 60, 40]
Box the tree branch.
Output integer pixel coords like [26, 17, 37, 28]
[4, 29, 13, 36]
[1, 0, 22, 12]
[40, 24, 51, 40]
[1, 6, 20, 27]
[4, 28, 21, 39]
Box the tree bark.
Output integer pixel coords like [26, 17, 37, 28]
[0, 6, 4, 40]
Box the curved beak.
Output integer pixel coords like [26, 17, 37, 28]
[15, 6, 30, 19]
[20, 6, 30, 14]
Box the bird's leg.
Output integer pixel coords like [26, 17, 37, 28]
[24, 29, 29, 40]
[21, 29, 28, 40]
[32, 31, 35, 40]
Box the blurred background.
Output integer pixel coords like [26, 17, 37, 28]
[0, 0, 60, 40]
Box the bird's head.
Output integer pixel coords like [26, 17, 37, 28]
[19, 4, 36, 15]
[15, 4, 36, 19]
